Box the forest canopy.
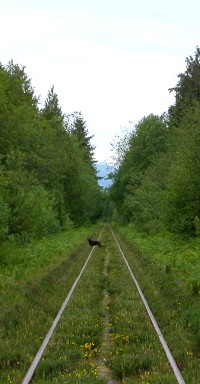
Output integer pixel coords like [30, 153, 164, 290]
[0, 61, 105, 242]
[1, 47, 200, 241]
[109, 47, 200, 237]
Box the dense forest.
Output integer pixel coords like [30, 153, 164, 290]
[1, 49, 200, 384]
[1, 47, 200, 242]
[0, 61, 105, 242]
[110, 47, 200, 237]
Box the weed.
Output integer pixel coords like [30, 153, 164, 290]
[113, 224, 200, 383]
[1, 224, 200, 383]
[191, 280, 200, 296]
[32, 234, 105, 383]
[36, 359, 72, 378]
[0, 225, 101, 383]
[110, 354, 152, 379]
[165, 263, 171, 273]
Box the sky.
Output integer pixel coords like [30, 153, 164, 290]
[0, 0, 199, 162]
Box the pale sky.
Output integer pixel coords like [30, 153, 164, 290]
[1, 0, 199, 162]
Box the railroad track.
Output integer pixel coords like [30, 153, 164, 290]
[21, 225, 186, 384]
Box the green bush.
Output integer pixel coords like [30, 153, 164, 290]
[10, 186, 61, 240]
[0, 195, 10, 241]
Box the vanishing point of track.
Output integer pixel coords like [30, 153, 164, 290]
[22, 225, 186, 384]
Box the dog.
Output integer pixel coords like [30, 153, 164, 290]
[87, 237, 102, 247]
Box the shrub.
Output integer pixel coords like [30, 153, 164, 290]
[10, 186, 61, 240]
[0, 195, 10, 241]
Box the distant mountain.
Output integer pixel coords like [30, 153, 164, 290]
[96, 161, 113, 188]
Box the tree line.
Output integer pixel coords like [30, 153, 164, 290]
[109, 47, 200, 237]
[0, 61, 105, 242]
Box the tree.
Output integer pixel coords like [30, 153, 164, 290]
[162, 47, 200, 235]
[164, 102, 200, 235]
[62, 130, 103, 225]
[109, 114, 169, 223]
[0, 61, 104, 241]
[42, 86, 64, 120]
[0, 62, 39, 158]
[169, 46, 200, 103]
[110, 47, 200, 237]
[68, 112, 95, 166]
[169, 46, 200, 127]
[0, 166, 10, 241]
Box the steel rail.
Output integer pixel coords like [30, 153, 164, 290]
[110, 227, 186, 384]
[21, 228, 104, 384]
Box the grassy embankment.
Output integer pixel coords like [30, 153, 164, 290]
[114, 224, 200, 383]
[0, 224, 101, 383]
[1, 224, 199, 383]
[2, 225, 184, 384]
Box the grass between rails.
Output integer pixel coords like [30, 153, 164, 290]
[0, 224, 101, 285]
[32, 233, 107, 384]
[1, 223, 199, 383]
[104, 229, 177, 384]
[114, 224, 200, 383]
[0, 224, 102, 384]
[30, 227, 177, 383]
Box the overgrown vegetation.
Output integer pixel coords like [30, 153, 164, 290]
[113, 224, 200, 383]
[107, 47, 200, 382]
[1, 225, 188, 384]
[33, 228, 106, 384]
[109, 46, 200, 237]
[1, 223, 200, 383]
[105, 229, 178, 383]
[0, 62, 105, 243]
[1, 46, 200, 384]
[0, 224, 102, 383]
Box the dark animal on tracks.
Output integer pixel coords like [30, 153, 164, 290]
[87, 237, 102, 247]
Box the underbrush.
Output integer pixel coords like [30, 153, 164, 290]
[1, 223, 199, 383]
[32, 231, 106, 384]
[105, 232, 177, 384]
[0, 224, 101, 383]
[114, 224, 200, 383]
[0, 225, 100, 281]
[117, 225, 200, 292]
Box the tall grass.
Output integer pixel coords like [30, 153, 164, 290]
[32, 231, 106, 384]
[0, 224, 101, 384]
[104, 229, 177, 383]
[114, 224, 200, 383]
[1, 224, 199, 383]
